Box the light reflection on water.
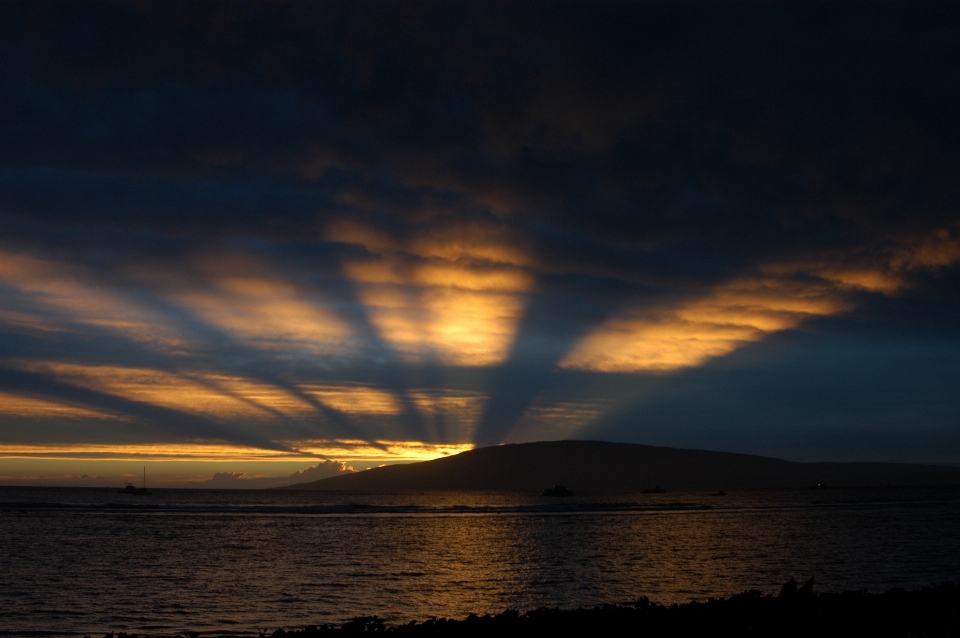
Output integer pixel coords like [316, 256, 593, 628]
[2, 487, 959, 636]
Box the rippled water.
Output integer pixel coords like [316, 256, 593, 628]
[2, 486, 959, 636]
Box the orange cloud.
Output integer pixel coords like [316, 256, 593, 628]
[561, 276, 850, 372]
[336, 220, 535, 366]
[349, 279, 529, 366]
[0, 251, 185, 349]
[808, 267, 903, 294]
[891, 228, 960, 271]
[0, 391, 125, 420]
[172, 253, 357, 357]
[0, 442, 299, 461]
[6, 361, 426, 428]
[564, 229, 960, 374]
[770, 228, 960, 294]
[7, 359, 449, 423]
[300, 383, 403, 415]
[13, 361, 314, 418]
[326, 218, 533, 267]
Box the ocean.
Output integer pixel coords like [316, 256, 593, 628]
[2, 486, 959, 636]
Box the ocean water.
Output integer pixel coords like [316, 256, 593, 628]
[2, 486, 959, 636]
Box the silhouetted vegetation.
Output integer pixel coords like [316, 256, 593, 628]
[262, 580, 960, 638]
[92, 581, 959, 638]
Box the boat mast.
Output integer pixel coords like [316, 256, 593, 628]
[143, 466, 146, 490]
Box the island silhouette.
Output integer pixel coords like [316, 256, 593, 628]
[281, 440, 960, 492]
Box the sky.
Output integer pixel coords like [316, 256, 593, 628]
[1, 1, 959, 486]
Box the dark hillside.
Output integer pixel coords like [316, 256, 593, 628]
[281, 441, 960, 492]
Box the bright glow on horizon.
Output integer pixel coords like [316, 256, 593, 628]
[296, 440, 475, 462]
[0, 440, 476, 486]
[0, 440, 474, 462]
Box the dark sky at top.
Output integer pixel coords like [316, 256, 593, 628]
[1, 1, 959, 469]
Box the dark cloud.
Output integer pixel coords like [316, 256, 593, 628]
[2, 3, 957, 267]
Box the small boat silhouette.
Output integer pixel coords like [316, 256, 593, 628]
[118, 467, 151, 495]
[541, 484, 573, 496]
[712, 490, 727, 496]
[641, 485, 666, 494]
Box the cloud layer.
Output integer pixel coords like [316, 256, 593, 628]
[1, 2, 959, 472]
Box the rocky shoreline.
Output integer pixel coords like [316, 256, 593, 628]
[98, 579, 960, 638]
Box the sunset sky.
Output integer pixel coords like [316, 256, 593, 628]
[1, 2, 959, 486]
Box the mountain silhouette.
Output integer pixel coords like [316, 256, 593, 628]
[280, 441, 960, 491]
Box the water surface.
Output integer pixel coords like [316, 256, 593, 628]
[2, 486, 958, 636]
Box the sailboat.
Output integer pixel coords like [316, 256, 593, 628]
[540, 484, 574, 496]
[118, 467, 152, 495]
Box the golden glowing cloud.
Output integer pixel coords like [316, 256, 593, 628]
[0, 252, 185, 348]
[13, 361, 314, 418]
[301, 383, 403, 415]
[763, 258, 904, 294]
[0, 391, 125, 420]
[340, 246, 532, 366]
[561, 276, 850, 372]
[352, 281, 528, 366]
[173, 254, 356, 356]
[344, 258, 531, 292]
[564, 228, 960, 374]
[406, 224, 533, 267]
[328, 219, 535, 365]
[0, 442, 298, 461]
[812, 268, 903, 293]
[7, 359, 423, 423]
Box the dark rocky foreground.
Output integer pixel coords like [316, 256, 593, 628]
[98, 580, 958, 638]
